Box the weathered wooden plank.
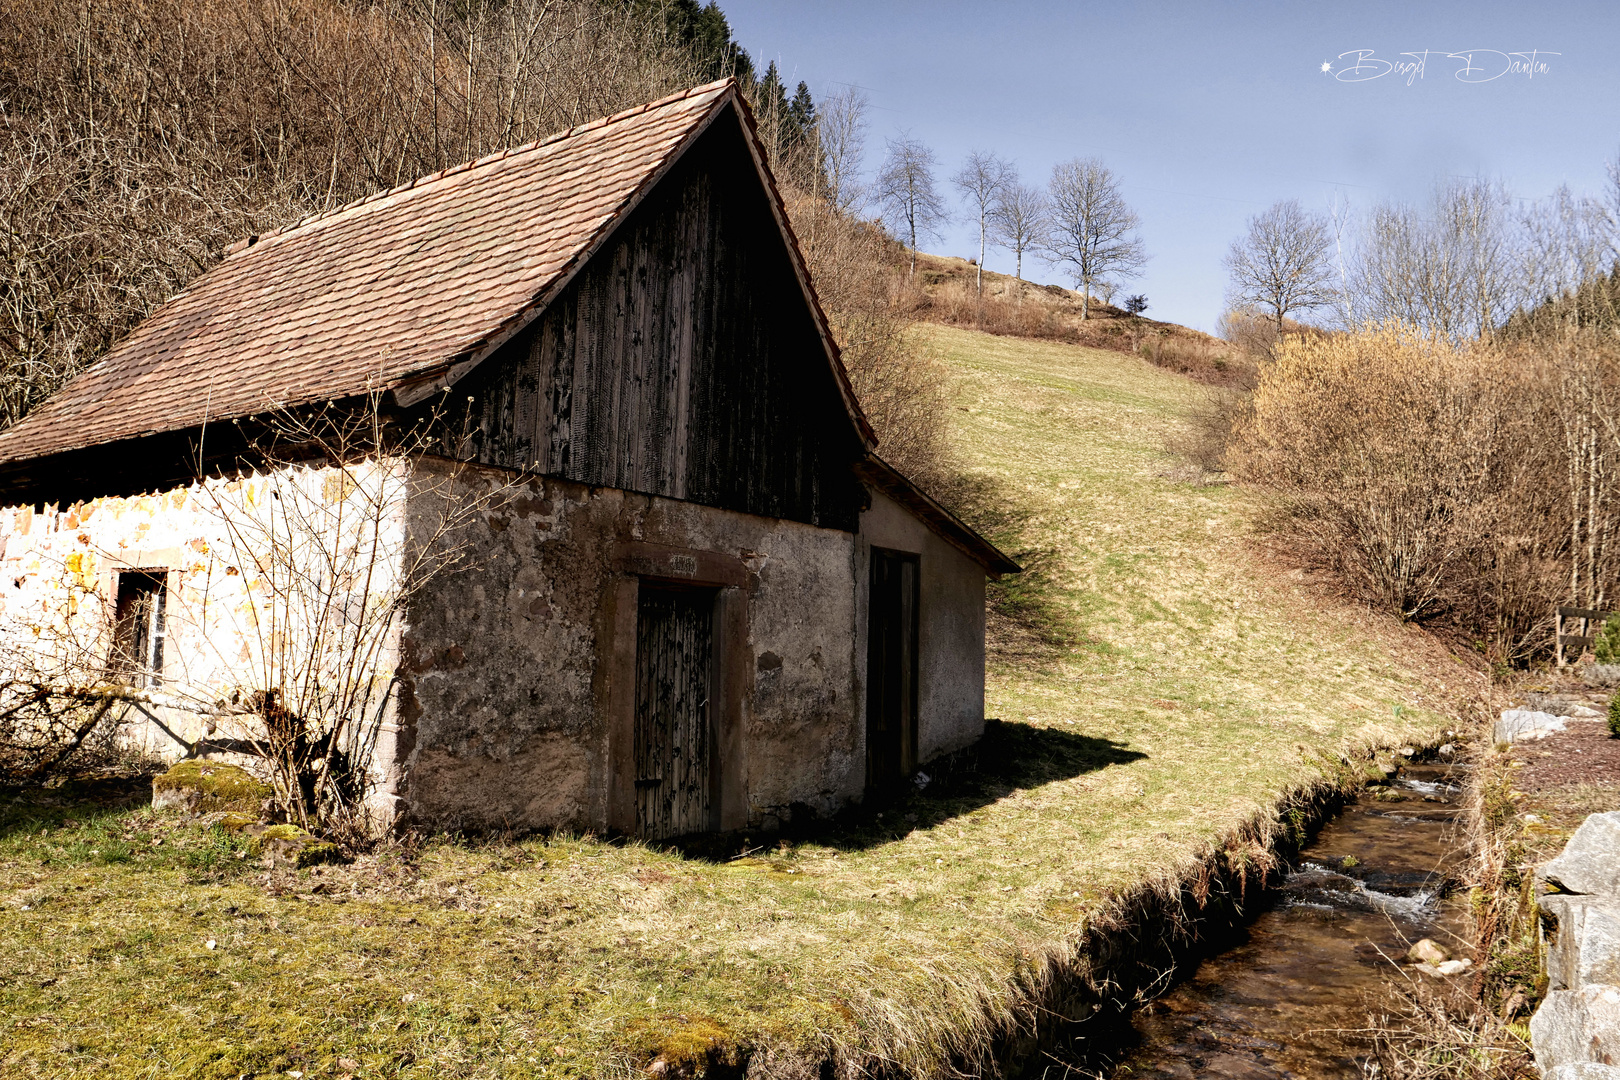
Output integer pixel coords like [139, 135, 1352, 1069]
[635, 586, 713, 839]
[1558, 607, 1617, 622]
[450, 117, 864, 531]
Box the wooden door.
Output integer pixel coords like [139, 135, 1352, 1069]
[634, 585, 716, 839]
[866, 549, 919, 789]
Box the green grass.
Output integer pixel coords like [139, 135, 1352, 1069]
[0, 329, 1475, 1079]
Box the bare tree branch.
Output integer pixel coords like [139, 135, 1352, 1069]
[1043, 157, 1145, 320]
[1223, 199, 1339, 339]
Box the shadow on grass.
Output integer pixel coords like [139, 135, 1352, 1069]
[664, 719, 1146, 861]
[931, 471, 1086, 668]
[0, 773, 155, 842]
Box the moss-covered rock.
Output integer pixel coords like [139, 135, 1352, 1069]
[296, 841, 344, 868]
[248, 823, 347, 867]
[151, 760, 271, 814]
[213, 812, 261, 833]
[630, 1014, 736, 1078]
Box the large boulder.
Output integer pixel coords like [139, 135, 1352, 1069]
[1496, 709, 1568, 743]
[1546, 1065, 1620, 1080]
[1541, 813, 1620, 898]
[152, 760, 271, 815]
[1531, 985, 1620, 1072]
[1541, 895, 1620, 991]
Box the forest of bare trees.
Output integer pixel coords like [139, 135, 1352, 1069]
[0, 0, 956, 490]
[1223, 174, 1620, 665]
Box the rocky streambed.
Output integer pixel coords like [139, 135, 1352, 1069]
[1101, 760, 1474, 1079]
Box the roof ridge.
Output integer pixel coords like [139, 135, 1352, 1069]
[224, 78, 737, 258]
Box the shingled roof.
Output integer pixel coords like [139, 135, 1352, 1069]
[0, 78, 873, 465]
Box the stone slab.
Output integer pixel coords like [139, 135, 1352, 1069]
[1541, 813, 1620, 899]
[1542, 895, 1620, 991]
[1546, 1065, 1620, 1080]
[1531, 984, 1620, 1072]
[1497, 709, 1568, 743]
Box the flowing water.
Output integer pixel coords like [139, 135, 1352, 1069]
[1103, 762, 1471, 1079]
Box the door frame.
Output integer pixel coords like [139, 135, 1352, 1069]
[603, 541, 750, 836]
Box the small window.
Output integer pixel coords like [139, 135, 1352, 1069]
[112, 570, 167, 686]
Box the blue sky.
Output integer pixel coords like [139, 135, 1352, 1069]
[721, 0, 1620, 332]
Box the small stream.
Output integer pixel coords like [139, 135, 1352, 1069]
[1103, 762, 1471, 1079]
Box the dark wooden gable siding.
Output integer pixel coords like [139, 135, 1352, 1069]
[459, 118, 865, 531]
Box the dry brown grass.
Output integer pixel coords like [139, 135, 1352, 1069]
[0, 327, 1479, 1079]
[908, 254, 1254, 389]
[1362, 979, 1535, 1080]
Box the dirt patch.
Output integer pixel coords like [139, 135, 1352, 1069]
[1510, 714, 1620, 793]
[1504, 689, 1620, 836]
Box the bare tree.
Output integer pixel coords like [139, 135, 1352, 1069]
[1349, 179, 1523, 340]
[876, 134, 949, 279]
[813, 86, 869, 217]
[1044, 158, 1146, 320]
[1223, 199, 1339, 339]
[988, 181, 1048, 298]
[953, 151, 1012, 295]
[1521, 184, 1615, 304]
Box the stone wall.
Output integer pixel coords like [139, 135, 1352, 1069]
[0, 453, 994, 838]
[393, 460, 866, 834]
[1532, 811, 1620, 1078]
[856, 488, 989, 764]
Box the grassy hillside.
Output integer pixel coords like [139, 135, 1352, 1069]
[0, 329, 1479, 1079]
[909, 254, 1248, 386]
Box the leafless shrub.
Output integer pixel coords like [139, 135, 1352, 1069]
[0, 393, 505, 834]
[186, 399, 509, 839]
[0, 0, 705, 427]
[0, 537, 177, 785]
[1217, 307, 1285, 358]
[1230, 324, 1618, 663]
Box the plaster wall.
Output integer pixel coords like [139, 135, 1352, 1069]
[856, 490, 988, 764]
[395, 461, 864, 834]
[0, 463, 411, 795]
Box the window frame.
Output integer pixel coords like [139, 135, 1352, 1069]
[112, 568, 168, 687]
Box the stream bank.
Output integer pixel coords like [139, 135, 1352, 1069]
[1097, 759, 1472, 1078]
[960, 745, 1476, 1080]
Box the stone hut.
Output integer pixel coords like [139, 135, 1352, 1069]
[0, 79, 1017, 837]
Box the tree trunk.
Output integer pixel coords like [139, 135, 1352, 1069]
[908, 215, 917, 279]
[1080, 276, 1090, 320]
[976, 217, 985, 296]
